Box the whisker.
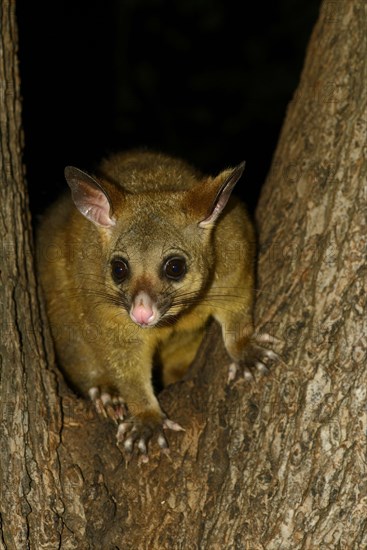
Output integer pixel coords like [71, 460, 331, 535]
[61, 286, 129, 310]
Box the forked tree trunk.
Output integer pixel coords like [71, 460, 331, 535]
[0, 0, 366, 548]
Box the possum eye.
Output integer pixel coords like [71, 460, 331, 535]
[163, 257, 187, 280]
[111, 258, 129, 284]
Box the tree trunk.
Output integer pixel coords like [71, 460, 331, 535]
[0, 0, 366, 548]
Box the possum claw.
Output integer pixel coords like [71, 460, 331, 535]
[158, 433, 169, 449]
[255, 332, 283, 345]
[138, 438, 148, 455]
[255, 361, 270, 375]
[228, 362, 239, 382]
[89, 387, 126, 421]
[243, 367, 255, 381]
[163, 418, 185, 432]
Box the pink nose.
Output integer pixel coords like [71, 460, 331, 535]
[130, 291, 157, 326]
[131, 304, 154, 325]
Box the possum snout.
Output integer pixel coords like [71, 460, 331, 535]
[130, 291, 159, 327]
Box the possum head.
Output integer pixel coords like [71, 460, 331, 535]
[64, 160, 245, 328]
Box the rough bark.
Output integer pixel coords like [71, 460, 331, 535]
[0, 0, 366, 549]
[0, 2, 65, 548]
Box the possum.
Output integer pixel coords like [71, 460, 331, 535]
[37, 150, 278, 458]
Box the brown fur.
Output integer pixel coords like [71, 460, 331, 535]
[37, 150, 255, 430]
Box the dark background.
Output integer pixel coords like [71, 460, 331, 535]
[16, 0, 320, 219]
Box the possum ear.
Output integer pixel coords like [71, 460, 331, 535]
[64, 166, 116, 228]
[198, 161, 246, 227]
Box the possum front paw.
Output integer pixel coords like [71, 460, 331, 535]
[88, 386, 126, 421]
[116, 412, 184, 462]
[227, 332, 281, 382]
[88, 386, 184, 460]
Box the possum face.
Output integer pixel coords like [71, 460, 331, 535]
[64, 157, 245, 328]
[106, 199, 215, 327]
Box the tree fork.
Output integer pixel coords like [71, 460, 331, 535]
[0, 0, 366, 548]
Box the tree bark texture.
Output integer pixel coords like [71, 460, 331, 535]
[0, 2, 66, 548]
[0, 0, 366, 549]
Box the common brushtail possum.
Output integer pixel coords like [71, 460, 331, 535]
[37, 150, 278, 458]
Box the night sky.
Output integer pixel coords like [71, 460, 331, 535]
[16, 1, 320, 219]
